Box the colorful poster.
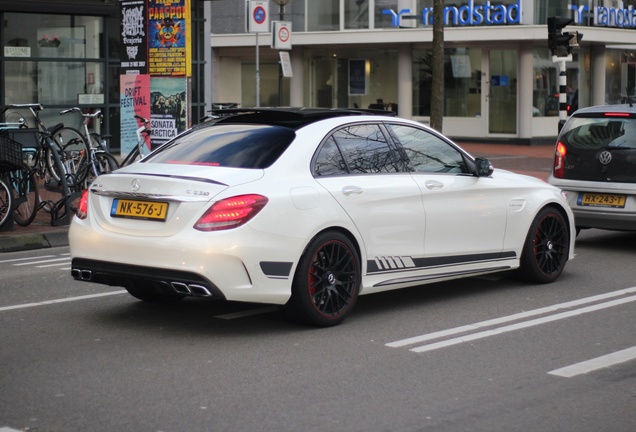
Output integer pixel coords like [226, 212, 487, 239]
[120, 74, 151, 156]
[150, 77, 188, 149]
[148, 0, 191, 76]
[120, 0, 148, 74]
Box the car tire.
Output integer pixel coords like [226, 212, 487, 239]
[286, 231, 361, 327]
[517, 206, 570, 284]
[124, 281, 185, 303]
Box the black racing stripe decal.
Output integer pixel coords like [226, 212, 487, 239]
[260, 261, 293, 278]
[367, 251, 517, 274]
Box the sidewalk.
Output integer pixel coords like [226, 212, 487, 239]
[0, 142, 556, 253]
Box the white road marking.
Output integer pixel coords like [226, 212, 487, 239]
[215, 306, 279, 319]
[548, 346, 636, 378]
[387, 287, 636, 351]
[0, 291, 127, 312]
[13, 257, 71, 266]
[37, 261, 72, 268]
[0, 255, 56, 263]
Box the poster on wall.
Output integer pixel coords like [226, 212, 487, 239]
[150, 77, 187, 149]
[120, 74, 151, 157]
[120, 0, 148, 74]
[349, 59, 367, 96]
[148, 0, 191, 76]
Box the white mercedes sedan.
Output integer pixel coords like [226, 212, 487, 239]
[70, 108, 575, 327]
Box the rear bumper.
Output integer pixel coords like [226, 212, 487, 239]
[71, 258, 226, 299]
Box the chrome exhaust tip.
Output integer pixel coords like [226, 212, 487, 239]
[71, 268, 92, 281]
[189, 284, 212, 297]
[171, 282, 191, 295]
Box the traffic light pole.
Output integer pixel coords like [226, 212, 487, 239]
[553, 54, 572, 133]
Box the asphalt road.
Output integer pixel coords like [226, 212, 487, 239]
[1, 229, 635, 432]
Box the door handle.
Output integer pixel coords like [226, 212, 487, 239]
[342, 186, 363, 196]
[425, 180, 444, 190]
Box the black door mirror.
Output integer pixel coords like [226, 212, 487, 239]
[475, 157, 494, 177]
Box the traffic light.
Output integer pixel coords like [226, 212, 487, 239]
[547, 16, 582, 57]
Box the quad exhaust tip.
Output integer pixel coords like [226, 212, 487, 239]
[71, 268, 92, 281]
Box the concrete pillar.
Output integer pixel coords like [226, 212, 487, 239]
[518, 42, 533, 140]
[290, 48, 304, 107]
[397, 44, 412, 119]
[591, 45, 606, 106]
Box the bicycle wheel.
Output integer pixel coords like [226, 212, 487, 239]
[10, 164, 40, 227]
[85, 151, 119, 185]
[49, 127, 90, 190]
[0, 175, 12, 228]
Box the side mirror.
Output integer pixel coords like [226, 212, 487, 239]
[475, 157, 494, 177]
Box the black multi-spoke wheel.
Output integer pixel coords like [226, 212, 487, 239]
[286, 232, 361, 327]
[518, 206, 570, 283]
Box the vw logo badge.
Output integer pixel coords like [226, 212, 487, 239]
[131, 179, 141, 192]
[599, 151, 612, 165]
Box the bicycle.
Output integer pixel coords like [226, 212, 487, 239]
[1, 103, 86, 226]
[0, 120, 39, 227]
[120, 115, 151, 167]
[58, 107, 119, 187]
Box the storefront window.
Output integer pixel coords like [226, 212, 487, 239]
[304, 48, 397, 111]
[606, 49, 636, 104]
[412, 47, 481, 117]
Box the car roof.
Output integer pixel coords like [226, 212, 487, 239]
[572, 102, 636, 117]
[203, 107, 396, 129]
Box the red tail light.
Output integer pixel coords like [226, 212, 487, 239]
[76, 189, 89, 220]
[553, 141, 567, 178]
[194, 194, 268, 231]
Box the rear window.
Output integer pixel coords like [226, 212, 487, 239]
[145, 123, 295, 169]
[561, 117, 636, 149]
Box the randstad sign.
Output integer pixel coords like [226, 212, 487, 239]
[383, 0, 521, 27]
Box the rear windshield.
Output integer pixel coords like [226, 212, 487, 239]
[561, 117, 636, 149]
[145, 123, 296, 169]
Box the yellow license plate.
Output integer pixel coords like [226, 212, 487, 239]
[111, 198, 169, 221]
[579, 193, 626, 208]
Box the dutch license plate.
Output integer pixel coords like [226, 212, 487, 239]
[111, 198, 169, 221]
[578, 193, 627, 208]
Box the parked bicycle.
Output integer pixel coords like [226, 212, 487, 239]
[1, 103, 85, 226]
[120, 115, 151, 167]
[58, 107, 119, 187]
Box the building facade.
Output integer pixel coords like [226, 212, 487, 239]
[0, 0, 210, 150]
[210, 0, 636, 142]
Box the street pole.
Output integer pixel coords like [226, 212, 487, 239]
[553, 54, 572, 133]
[277, 4, 283, 106]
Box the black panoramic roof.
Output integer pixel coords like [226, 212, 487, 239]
[203, 107, 396, 129]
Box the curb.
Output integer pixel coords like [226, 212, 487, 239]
[0, 231, 69, 253]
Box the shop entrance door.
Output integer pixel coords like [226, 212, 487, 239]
[485, 49, 517, 135]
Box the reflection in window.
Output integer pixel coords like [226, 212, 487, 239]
[307, 0, 339, 31]
[345, 0, 369, 29]
[388, 124, 467, 173]
[333, 124, 399, 173]
[314, 136, 348, 176]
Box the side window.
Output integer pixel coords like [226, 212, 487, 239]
[332, 124, 399, 173]
[388, 124, 468, 173]
[314, 136, 348, 176]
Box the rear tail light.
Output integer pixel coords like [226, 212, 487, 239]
[553, 141, 567, 178]
[75, 189, 89, 220]
[194, 194, 268, 231]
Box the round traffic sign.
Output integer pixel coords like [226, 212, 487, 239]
[278, 26, 290, 42]
[253, 6, 266, 24]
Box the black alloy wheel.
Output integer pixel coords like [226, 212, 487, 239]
[287, 231, 361, 327]
[518, 206, 570, 283]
